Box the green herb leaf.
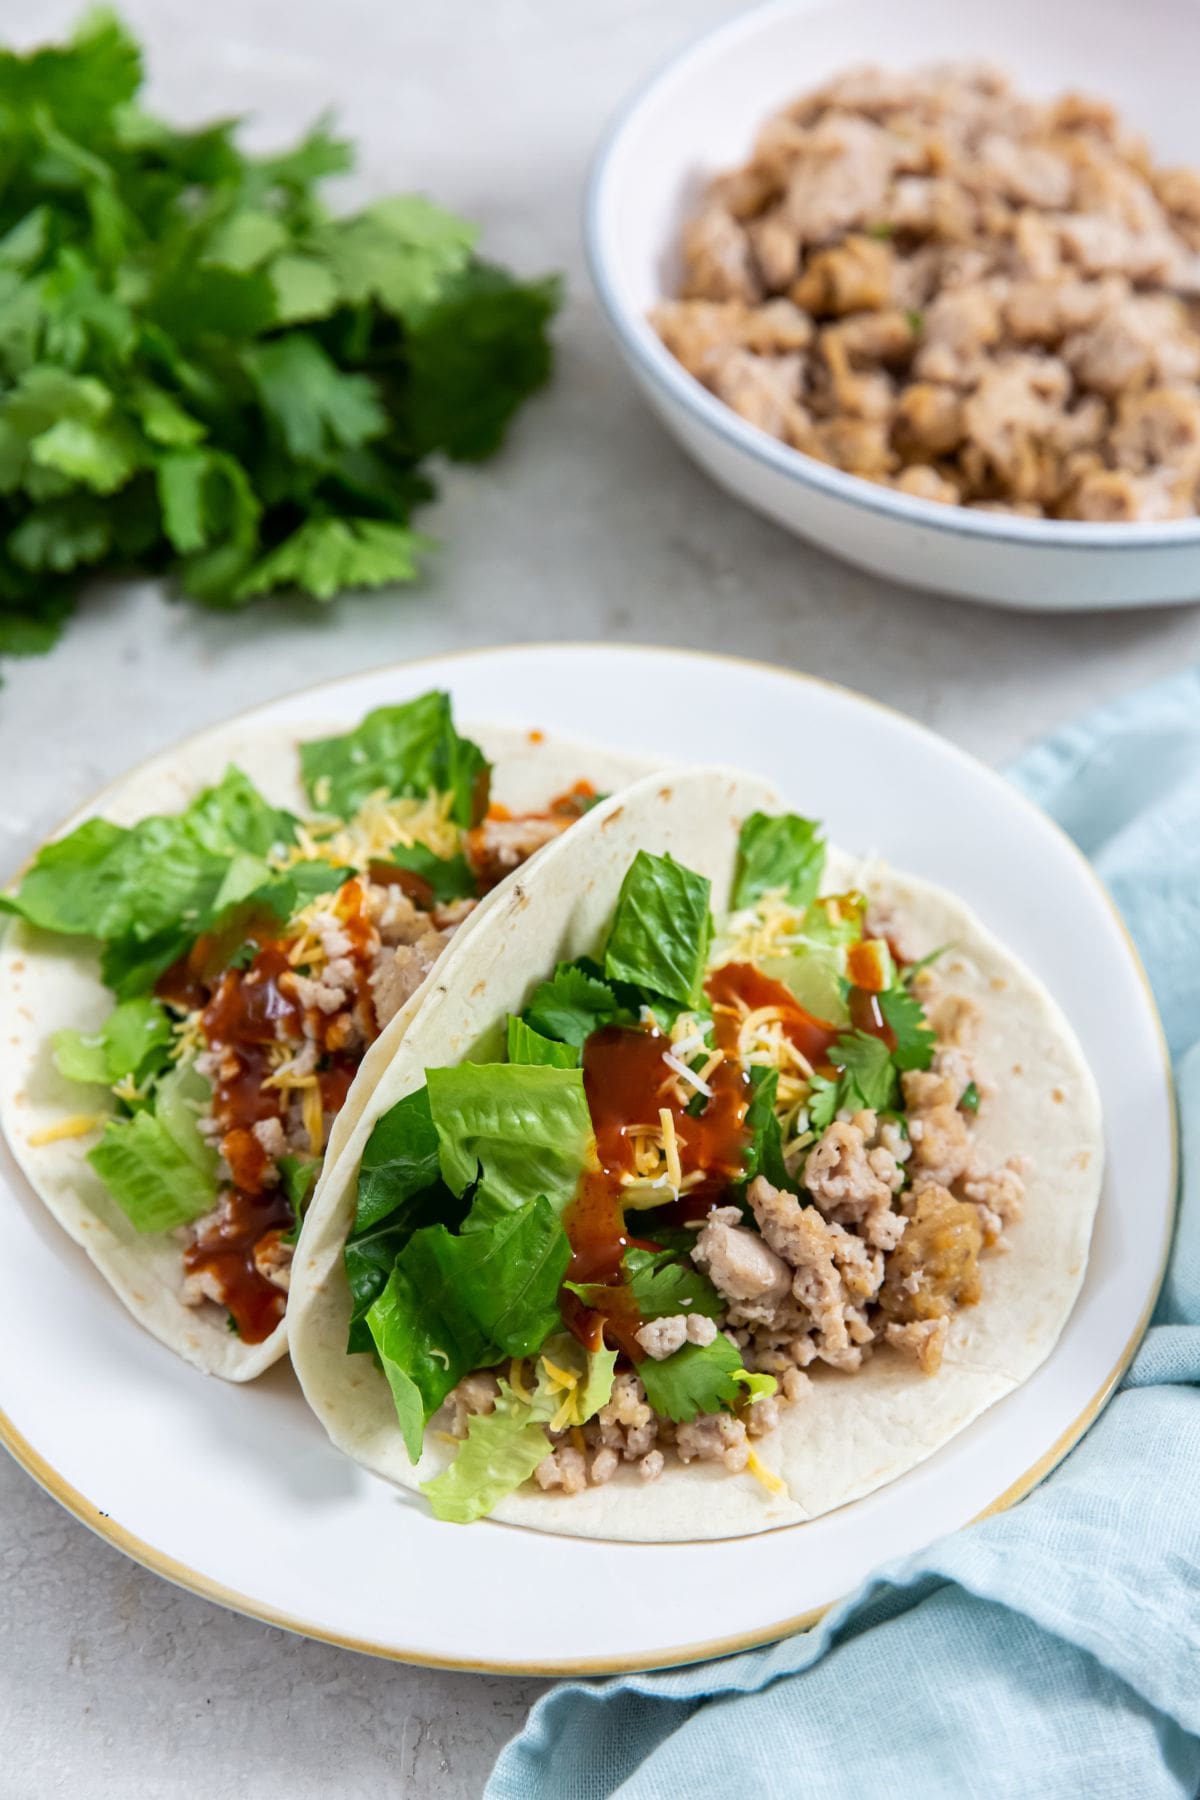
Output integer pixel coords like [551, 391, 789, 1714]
[88, 1108, 216, 1233]
[299, 691, 489, 824]
[878, 984, 936, 1072]
[604, 851, 712, 1009]
[638, 1333, 749, 1423]
[522, 961, 617, 1047]
[419, 1386, 552, 1524]
[52, 996, 173, 1090]
[427, 1062, 595, 1226]
[959, 1080, 980, 1114]
[732, 812, 826, 910]
[379, 842, 477, 903]
[506, 1015, 579, 1069]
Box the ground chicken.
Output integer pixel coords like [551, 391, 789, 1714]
[674, 1412, 751, 1473]
[691, 1217, 792, 1321]
[655, 63, 1200, 518]
[368, 927, 452, 1030]
[634, 1312, 718, 1359]
[802, 1109, 908, 1251]
[880, 1183, 983, 1322]
[885, 1316, 950, 1374]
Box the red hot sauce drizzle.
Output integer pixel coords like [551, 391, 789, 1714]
[159, 884, 385, 1345]
[562, 961, 829, 1358]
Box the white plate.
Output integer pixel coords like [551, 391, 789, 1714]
[585, 0, 1200, 609]
[0, 645, 1175, 1673]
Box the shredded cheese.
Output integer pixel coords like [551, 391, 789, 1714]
[301, 1083, 324, 1155]
[508, 1358, 532, 1404]
[662, 1048, 712, 1099]
[540, 1357, 578, 1392]
[745, 1449, 787, 1496]
[27, 1113, 107, 1147]
[659, 1106, 683, 1193]
[550, 1392, 577, 1433]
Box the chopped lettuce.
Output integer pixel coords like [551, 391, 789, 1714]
[278, 1154, 317, 1241]
[298, 691, 489, 823]
[152, 1062, 219, 1176]
[426, 1062, 595, 1226]
[87, 1107, 217, 1233]
[2, 766, 299, 994]
[353, 1085, 442, 1234]
[522, 960, 616, 1047]
[506, 1014, 579, 1068]
[379, 842, 476, 903]
[603, 851, 712, 1009]
[52, 997, 174, 1090]
[639, 1333, 765, 1424]
[367, 1196, 569, 1459]
[420, 1343, 615, 1525]
[732, 812, 826, 910]
[742, 1067, 802, 1196]
[420, 1380, 555, 1524]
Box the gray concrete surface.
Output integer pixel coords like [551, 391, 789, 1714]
[2, 1, 1198, 1794]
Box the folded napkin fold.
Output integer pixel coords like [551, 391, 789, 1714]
[487, 668, 1200, 1800]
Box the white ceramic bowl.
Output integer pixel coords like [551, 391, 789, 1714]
[585, 0, 1200, 610]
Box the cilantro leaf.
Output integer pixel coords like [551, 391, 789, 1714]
[523, 961, 617, 1047]
[830, 1031, 898, 1113]
[376, 842, 476, 904]
[0, 16, 561, 660]
[959, 1081, 980, 1114]
[567, 1247, 724, 1321]
[878, 984, 936, 1072]
[638, 1333, 749, 1423]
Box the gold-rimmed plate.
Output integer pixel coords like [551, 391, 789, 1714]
[0, 645, 1175, 1673]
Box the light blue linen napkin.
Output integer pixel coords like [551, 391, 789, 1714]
[487, 668, 1200, 1800]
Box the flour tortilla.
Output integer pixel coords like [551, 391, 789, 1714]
[0, 719, 661, 1380]
[288, 774, 1104, 1540]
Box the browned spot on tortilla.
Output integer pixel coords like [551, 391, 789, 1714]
[471, 981, 486, 998]
[1011, 1063, 1023, 1075]
[600, 806, 625, 830]
[17, 1006, 32, 1022]
[1073, 1150, 1091, 1169]
[657, 786, 673, 800]
[990, 976, 1007, 991]
[9, 960, 23, 972]
[1052, 1087, 1065, 1104]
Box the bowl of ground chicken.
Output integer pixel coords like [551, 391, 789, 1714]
[585, 0, 1200, 607]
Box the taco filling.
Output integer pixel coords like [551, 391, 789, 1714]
[2, 692, 599, 1344]
[344, 812, 1028, 1523]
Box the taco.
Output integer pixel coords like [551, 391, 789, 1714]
[0, 691, 658, 1378]
[288, 766, 1103, 1539]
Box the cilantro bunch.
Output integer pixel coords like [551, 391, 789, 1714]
[0, 12, 561, 655]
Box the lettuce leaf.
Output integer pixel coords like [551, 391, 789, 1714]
[366, 1196, 569, 1459]
[298, 691, 489, 824]
[153, 1062, 219, 1176]
[52, 996, 173, 1089]
[353, 1085, 442, 1234]
[603, 851, 712, 1009]
[506, 1014, 578, 1068]
[87, 1107, 217, 1233]
[379, 842, 476, 903]
[732, 812, 826, 910]
[522, 961, 616, 1047]
[742, 1066, 801, 1196]
[419, 1383, 553, 1524]
[426, 1062, 595, 1226]
[2, 767, 297, 962]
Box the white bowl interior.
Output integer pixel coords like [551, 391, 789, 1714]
[601, 0, 1200, 324]
[587, 0, 1200, 600]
